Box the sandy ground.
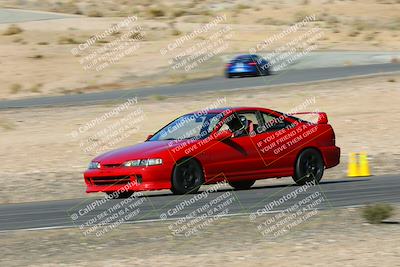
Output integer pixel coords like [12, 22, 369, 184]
[1, 206, 400, 266]
[0, 74, 399, 204]
[0, 0, 400, 100]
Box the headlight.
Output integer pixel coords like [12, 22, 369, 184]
[123, 158, 162, 167]
[88, 161, 101, 169]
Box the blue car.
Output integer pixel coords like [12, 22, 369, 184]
[225, 54, 270, 78]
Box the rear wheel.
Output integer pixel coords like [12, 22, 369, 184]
[257, 67, 269, 76]
[171, 159, 204, 195]
[292, 148, 324, 185]
[228, 180, 255, 190]
[106, 191, 133, 199]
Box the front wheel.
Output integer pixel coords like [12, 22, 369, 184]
[292, 148, 324, 186]
[228, 180, 255, 190]
[171, 159, 204, 195]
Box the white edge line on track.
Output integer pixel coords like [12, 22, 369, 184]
[0, 204, 366, 234]
[224, 70, 400, 95]
[2, 69, 400, 109]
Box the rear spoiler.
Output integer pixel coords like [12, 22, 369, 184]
[288, 112, 328, 124]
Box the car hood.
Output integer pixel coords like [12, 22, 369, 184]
[92, 140, 194, 164]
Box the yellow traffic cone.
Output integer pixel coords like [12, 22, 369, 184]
[358, 151, 371, 177]
[347, 152, 359, 177]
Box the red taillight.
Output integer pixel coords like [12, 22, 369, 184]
[226, 63, 232, 67]
[248, 62, 257, 66]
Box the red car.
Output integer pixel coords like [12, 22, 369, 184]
[84, 107, 340, 198]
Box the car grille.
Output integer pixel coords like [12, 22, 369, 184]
[102, 163, 122, 168]
[90, 176, 131, 186]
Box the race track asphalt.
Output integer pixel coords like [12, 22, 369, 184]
[0, 175, 398, 232]
[1, 63, 400, 109]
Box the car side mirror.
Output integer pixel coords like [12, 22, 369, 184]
[146, 134, 153, 141]
[214, 130, 232, 141]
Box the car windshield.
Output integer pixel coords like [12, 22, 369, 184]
[149, 113, 223, 141]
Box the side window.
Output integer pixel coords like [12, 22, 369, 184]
[217, 113, 241, 134]
[219, 123, 230, 132]
[260, 112, 288, 132]
[206, 113, 223, 133]
[239, 112, 258, 126]
[249, 55, 257, 62]
[218, 112, 262, 137]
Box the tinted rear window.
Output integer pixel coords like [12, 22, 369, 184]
[232, 56, 256, 63]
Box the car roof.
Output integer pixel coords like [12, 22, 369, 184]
[233, 54, 258, 60]
[191, 107, 274, 114]
[186, 107, 299, 124]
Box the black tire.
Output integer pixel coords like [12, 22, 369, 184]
[106, 191, 133, 199]
[256, 67, 269, 76]
[226, 73, 232, 78]
[171, 159, 204, 195]
[228, 180, 255, 190]
[293, 148, 324, 186]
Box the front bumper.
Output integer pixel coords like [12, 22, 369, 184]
[84, 164, 173, 193]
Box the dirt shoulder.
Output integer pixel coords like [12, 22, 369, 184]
[1, 0, 400, 100]
[0, 74, 399, 204]
[1, 206, 400, 266]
